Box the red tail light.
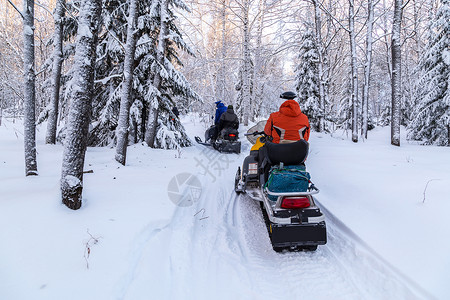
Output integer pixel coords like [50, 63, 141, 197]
[281, 197, 310, 209]
[229, 134, 236, 137]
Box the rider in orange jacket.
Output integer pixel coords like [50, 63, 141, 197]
[264, 91, 310, 143]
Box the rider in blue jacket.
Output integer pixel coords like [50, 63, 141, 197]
[214, 101, 227, 125]
[206, 101, 228, 143]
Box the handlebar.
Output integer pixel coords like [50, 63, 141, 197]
[244, 131, 266, 137]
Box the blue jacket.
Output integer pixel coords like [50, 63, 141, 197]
[214, 102, 227, 125]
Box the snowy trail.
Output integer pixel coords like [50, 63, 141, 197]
[116, 141, 431, 300]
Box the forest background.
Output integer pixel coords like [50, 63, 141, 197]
[0, 0, 448, 207]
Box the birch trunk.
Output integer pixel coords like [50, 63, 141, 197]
[242, 0, 251, 126]
[252, 0, 266, 121]
[349, 0, 359, 143]
[23, 0, 38, 176]
[145, 0, 168, 147]
[391, 0, 403, 146]
[115, 0, 138, 165]
[382, 0, 392, 81]
[361, 0, 375, 139]
[46, 0, 65, 144]
[218, 0, 227, 102]
[0, 88, 3, 126]
[313, 0, 325, 132]
[60, 0, 102, 209]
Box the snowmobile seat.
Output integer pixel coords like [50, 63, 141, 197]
[264, 140, 309, 166]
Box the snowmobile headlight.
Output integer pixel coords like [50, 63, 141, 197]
[248, 163, 258, 175]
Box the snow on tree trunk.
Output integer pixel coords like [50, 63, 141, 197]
[60, 0, 102, 210]
[242, 0, 251, 126]
[313, 0, 325, 132]
[362, 0, 375, 139]
[251, 0, 266, 122]
[145, 0, 168, 148]
[23, 0, 38, 176]
[218, 0, 227, 102]
[46, 0, 65, 145]
[349, 0, 359, 143]
[391, 0, 403, 147]
[115, 0, 138, 165]
[0, 88, 2, 126]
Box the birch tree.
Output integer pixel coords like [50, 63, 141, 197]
[391, 0, 404, 146]
[312, 0, 326, 132]
[145, 0, 169, 147]
[349, 0, 359, 143]
[240, 0, 252, 126]
[251, 0, 265, 122]
[115, 0, 138, 165]
[46, 0, 65, 144]
[361, 0, 376, 139]
[218, 0, 228, 102]
[61, 0, 102, 209]
[23, 0, 38, 175]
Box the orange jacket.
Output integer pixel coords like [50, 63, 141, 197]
[264, 100, 310, 143]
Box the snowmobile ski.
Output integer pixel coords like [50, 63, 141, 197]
[194, 136, 213, 146]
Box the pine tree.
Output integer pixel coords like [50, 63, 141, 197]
[87, 0, 196, 149]
[295, 25, 321, 131]
[408, 0, 450, 146]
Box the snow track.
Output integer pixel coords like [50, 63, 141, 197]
[117, 143, 432, 300]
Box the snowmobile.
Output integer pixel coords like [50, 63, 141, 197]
[195, 125, 241, 154]
[234, 121, 326, 252]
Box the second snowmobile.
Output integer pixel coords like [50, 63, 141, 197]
[235, 121, 326, 252]
[195, 125, 241, 154]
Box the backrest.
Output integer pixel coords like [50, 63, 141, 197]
[264, 140, 309, 165]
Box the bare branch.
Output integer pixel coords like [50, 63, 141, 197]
[7, 0, 24, 19]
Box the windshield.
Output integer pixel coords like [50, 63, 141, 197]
[246, 120, 267, 144]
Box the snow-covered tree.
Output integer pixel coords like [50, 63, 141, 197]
[408, 0, 450, 146]
[240, 0, 252, 126]
[87, 0, 195, 149]
[361, 0, 376, 139]
[235, 59, 253, 122]
[295, 24, 321, 131]
[61, 0, 103, 209]
[23, 0, 38, 175]
[46, 0, 65, 144]
[391, 0, 404, 146]
[349, 0, 359, 143]
[115, 0, 138, 165]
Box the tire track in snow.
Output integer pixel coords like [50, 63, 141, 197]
[318, 201, 435, 300]
[115, 221, 170, 300]
[231, 194, 362, 300]
[228, 190, 432, 300]
[116, 137, 432, 299]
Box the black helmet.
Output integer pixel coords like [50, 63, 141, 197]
[280, 91, 297, 99]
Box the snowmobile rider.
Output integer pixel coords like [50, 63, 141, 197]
[207, 100, 228, 142]
[264, 91, 310, 143]
[214, 101, 228, 125]
[218, 105, 239, 132]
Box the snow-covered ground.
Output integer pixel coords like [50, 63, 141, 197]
[0, 115, 448, 300]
